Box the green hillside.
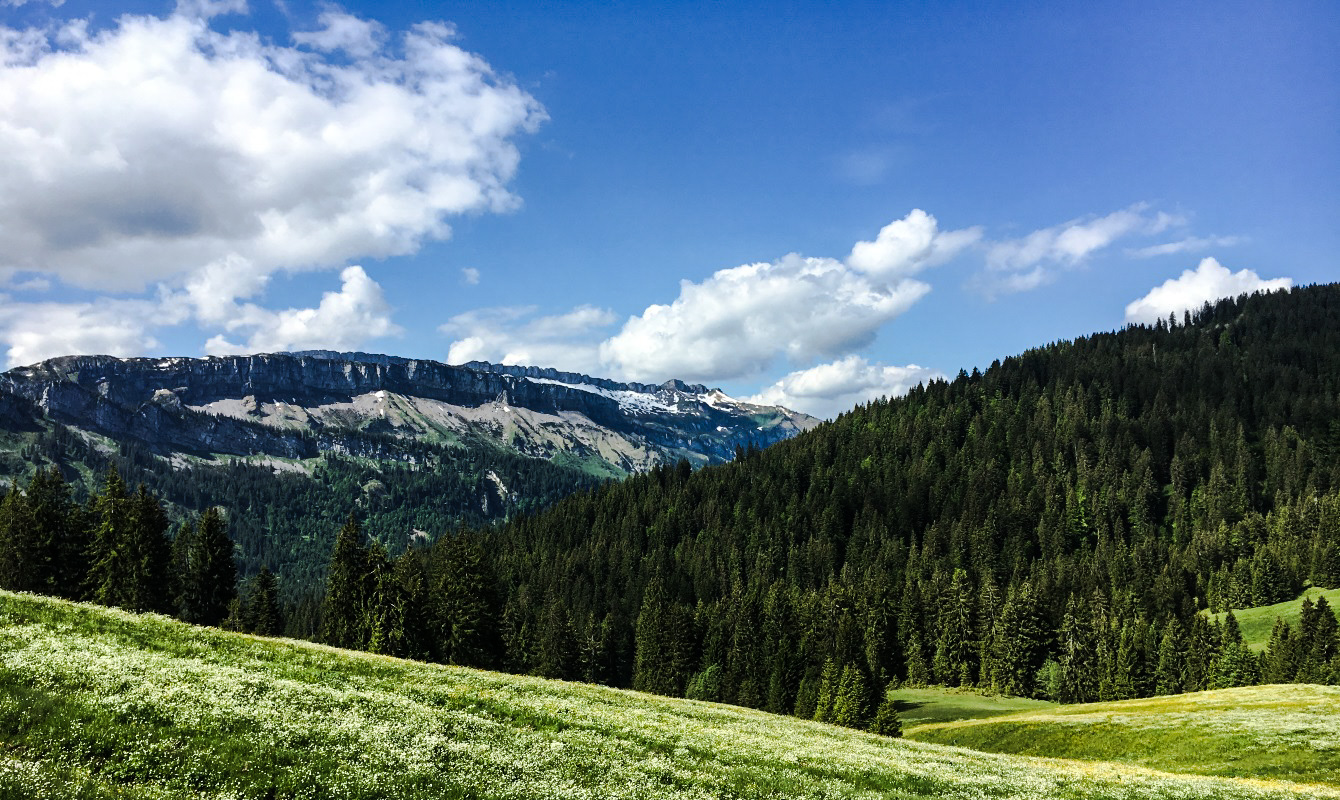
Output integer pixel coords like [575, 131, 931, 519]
[1207, 587, 1340, 651]
[1, 590, 1334, 800]
[908, 685, 1340, 788]
[883, 686, 1055, 727]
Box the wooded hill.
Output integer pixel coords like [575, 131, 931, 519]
[468, 284, 1340, 721]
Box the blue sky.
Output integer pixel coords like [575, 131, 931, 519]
[0, 0, 1335, 417]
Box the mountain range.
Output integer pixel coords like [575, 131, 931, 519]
[0, 351, 815, 589]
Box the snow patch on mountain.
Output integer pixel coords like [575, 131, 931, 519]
[523, 377, 684, 415]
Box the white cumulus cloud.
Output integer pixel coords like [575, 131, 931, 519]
[847, 209, 981, 278]
[460, 267, 481, 285]
[0, 4, 543, 361]
[599, 255, 930, 384]
[204, 266, 401, 354]
[442, 305, 616, 374]
[747, 355, 942, 420]
[0, 298, 163, 367]
[1124, 257, 1292, 325]
[593, 210, 975, 383]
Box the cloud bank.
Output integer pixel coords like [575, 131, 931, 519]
[1124, 257, 1292, 325]
[747, 356, 942, 420]
[595, 209, 976, 383]
[0, 4, 543, 365]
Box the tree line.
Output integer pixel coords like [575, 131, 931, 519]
[0, 467, 280, 635]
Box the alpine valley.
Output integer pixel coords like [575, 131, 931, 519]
[0, 351, 816, 594]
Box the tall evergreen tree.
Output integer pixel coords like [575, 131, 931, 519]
[181, 507, 236, 626]
[322, 514, 371, 650]
[1154, 618, 1187, 695]
[242, 566, 284, 636]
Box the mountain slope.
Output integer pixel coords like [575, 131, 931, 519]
[0, 589, 1332, 800]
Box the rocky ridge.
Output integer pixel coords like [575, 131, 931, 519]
[0, 352, 818, 476]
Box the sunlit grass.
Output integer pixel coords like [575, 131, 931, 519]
[0, 590, 1334, 799]
[885, 685, 1055, 727]
[1205, 587, 1340, 651]
[908, 685, 1340, 789]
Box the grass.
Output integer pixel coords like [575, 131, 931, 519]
[884, 685, 1055, 727]
[1206, 587, 1340, 651]
[0, 591, 1336, 800]
[907, 685, 1340, 789]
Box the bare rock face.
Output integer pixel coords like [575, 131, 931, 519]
[0, 352, 819, 474]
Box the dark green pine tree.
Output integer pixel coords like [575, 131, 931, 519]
[433, 531, 500, 668]
[1154, 618, 1187, 695]
[1056, 595, 1097, 703]
[184, 507, 237, 626]
[243, 566, 284, 636]
[868, 693, 903, 737]
[322, 514, 372, 650]
[1183, 613, 1216, 692]
[21, 468, 78, 596]
[632, 577, 696, 696]
[170, 520, 197, 619]
[1212, 610, 1260, 688]
[0, 485, 35, 592]
[533, 601, 577, 679]
[365, 546, 412, 658]
[932, 568, 976, 687]
[391, 550, 433, 661]
[811, 658, 841, 723]
[124, 484, 172, 614]
[830, 664, 870, 729]
[85, 469, 134, 609]
[1298, 595, 1339, 683]
[1261, 617, 1299, 683]
[990, 580, 1044, 697]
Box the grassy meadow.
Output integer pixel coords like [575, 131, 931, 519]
[884, 686, 1055, 727]
[1207, 587, 1340, 651]
[1, 591, 1337, 799]
[908, 685, 1340, 789]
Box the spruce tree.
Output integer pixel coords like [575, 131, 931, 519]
[170, 520, 197, 619]
[812, 658, 840, 723]
[124, 484, 171, 614]
[0, 486, 33, 591]
[830, 664, 869, 728]
[365, 546, 412, 658]
[433, 531, 500, 667]
[1056, 595, 1097, 703]
[186, 507, 236, 626]
[869, 694, 903, 737]
[1262, 617, 1298, 683]
[1154, 618, 1187, 695]
[244, 566, 284, 636]
[322, 514, 371, 650]
[85, 469, 133, 608]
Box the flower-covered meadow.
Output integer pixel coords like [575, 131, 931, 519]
[0, 590, 1334, 800]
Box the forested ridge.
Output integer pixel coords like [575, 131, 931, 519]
[5, 284, 1340, 737]
[473, 284, 1340, 725]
